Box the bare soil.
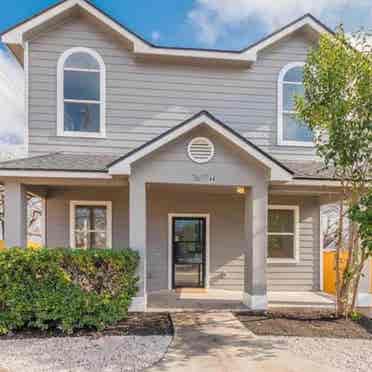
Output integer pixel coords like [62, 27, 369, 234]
[236, 308, 372, 339]
[0, 312, 173, 339]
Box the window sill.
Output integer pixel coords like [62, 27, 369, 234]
[277, 140, 315, 147]
[267, 258, 299, 264]
[58, 131, 106, 139]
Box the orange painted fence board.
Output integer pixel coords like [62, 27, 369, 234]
[323, 251, 349, 295]
[0, 241, 42, 250]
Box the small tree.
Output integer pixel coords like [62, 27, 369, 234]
[296, 27, 372, 316]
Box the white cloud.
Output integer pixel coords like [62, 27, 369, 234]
[0, 49, 24, 146]
[151, 31, 161, 42]
[188, 0, 371, 46]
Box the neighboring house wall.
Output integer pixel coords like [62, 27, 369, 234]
[28, 15, 316, 160]
[267, 194, 321, 291]
[46, 187, 129, 249]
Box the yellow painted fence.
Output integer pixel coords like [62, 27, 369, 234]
[323, 251, 349, 295]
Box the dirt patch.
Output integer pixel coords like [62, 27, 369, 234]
[0, 313, 173, 339]
[236, 308, 372, 339]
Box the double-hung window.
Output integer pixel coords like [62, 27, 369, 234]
[57, 47, 106, 137]
[70, 201, 112, 249]
[268, 205, 299, 263]
[278, 62, 313, 146]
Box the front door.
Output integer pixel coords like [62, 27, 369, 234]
[172, 217, 206, 288]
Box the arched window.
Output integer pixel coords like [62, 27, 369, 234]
[277, 62, 313, 146]
[57, 47, 105, 137]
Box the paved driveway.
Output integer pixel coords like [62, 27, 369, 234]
[147, 312, 339, 372]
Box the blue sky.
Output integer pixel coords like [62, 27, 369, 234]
[0, 0, 371, 149]
[1, 0, 371, 51]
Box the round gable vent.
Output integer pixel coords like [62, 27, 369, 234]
[187, 137, 215, 164]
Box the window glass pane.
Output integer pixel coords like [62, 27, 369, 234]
[283, 83, 304, 111]
[65, 52, 100, 69]
[283, 113, 313, 142]
[64, 102, 100, 132]
[283, 66, 303, 82]
[268, 209, 294, 233]
[64, 70, 100, 101]
[75, 230, 90, 249]
[268, 235, 294, 258]
[91, 231, 107, 249]
[174, 219, 202, 242]
[92, 207, 107, 231]
[75, 206, 91, 231]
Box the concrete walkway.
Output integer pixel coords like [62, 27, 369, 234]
[147, 312, 339, 372]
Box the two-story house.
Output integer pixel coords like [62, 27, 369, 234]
[1, 0, 370, 311]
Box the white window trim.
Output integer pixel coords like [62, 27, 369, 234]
[69, 200, 112, 249]
[167, 213, 210, 290]
[57, 47, 106, 138]
[268, 205, 300, 264]
[277, 62, 314, 147]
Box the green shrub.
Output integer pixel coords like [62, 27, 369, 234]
[0, 248, 139, 335]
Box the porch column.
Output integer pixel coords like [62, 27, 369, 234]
[357, 258, 372, 307]
[243, 182, 268, 310]
[4, 182, 27, 248]
[129, 176, 147, 311]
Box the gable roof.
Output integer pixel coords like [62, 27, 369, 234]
[2, 0, 333, 65]
[108, 111, 293, 181]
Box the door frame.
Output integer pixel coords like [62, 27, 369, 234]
[168, 213, 210, 290]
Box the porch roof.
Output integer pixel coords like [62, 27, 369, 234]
[0, 109, 339, 182]
[0, 152, 338, 181]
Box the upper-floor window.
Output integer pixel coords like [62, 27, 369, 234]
[57, 47, 106, 138]
[277, 62, 313, 147]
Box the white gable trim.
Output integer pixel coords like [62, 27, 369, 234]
[2, 1, 332, 64]
[109, 113, 293, 182]
[247, 17, 329, 55]
[2, 0, 148, 48]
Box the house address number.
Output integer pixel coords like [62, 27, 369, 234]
[192, 174, 216, 183]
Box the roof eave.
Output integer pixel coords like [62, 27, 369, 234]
[1, 1, 331, 65]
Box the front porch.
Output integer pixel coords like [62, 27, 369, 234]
[147, 289, 336, 312]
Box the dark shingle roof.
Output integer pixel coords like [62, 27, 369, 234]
[0, 152, 337, 180]
[0, 153, 118, 172]
[281, 160, 337, 180]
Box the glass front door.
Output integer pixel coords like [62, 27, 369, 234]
[172, 217, 206, 288]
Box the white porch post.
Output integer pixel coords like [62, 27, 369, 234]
[128, 176, 147, 311]
[4, 182, 27, 248]
[243, 182, 268, 310]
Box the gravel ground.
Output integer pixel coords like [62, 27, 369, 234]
[0, 335, 172, 372]
[266, 336, 372, 372]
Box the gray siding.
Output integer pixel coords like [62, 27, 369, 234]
[46, 187, 129, 249]
[267, 195, 321, 291]
[28, 15, 316, 160]
[147, 186, 246, 292]
[44, 185, 320, 292]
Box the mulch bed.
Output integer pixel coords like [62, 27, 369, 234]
[236, 308, 372, 339]
[0, 313, 173, 340]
